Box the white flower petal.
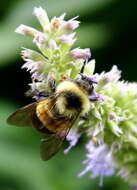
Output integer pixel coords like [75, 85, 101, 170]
[15, 24, 40, 37]
[70, 48, 91, 60]
[33, 7, 50, 31]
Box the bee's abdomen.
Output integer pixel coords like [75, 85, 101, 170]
[31, 112, 54, 134]
[36, 98, 70, 133]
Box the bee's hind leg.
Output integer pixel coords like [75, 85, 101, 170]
[32, 113, 53, 134]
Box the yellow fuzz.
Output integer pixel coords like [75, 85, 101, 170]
[56, 81, 90, 116]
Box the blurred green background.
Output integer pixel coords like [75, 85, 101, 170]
[0, 0, 136, 189]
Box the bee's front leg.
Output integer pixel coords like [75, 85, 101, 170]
[89, 91, 99, 102]
[47, 73, 56, 93]
[48, 78, 56, 93]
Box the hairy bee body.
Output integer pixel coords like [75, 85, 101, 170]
[7, 77, 96, 160]
[36, 80, 91, 132]
[56, 80, 91, 116]
[36, 96, 71, 133]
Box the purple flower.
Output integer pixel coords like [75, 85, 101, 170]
[80, 74, 97, 84]
[15, 24, 40, 37]
[33, 33, 47, 47]
[21, 49, 48, 81]
[50, 14, 66, 29]
[51, 13, 79, 32]
[59, 33, 76, 45]
[22, 61, 45, 81]
[64, 128, 81, 154]
[96, 65, 121, 86]
[78, 142, 115, 186]
[59, 16, 80, 31]
[70, 48, 91, 60]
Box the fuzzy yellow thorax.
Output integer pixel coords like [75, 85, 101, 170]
[56, 81, 90, 116]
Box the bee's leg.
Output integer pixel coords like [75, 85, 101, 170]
[25, 88, 50, 100]
[89, 92, 99, 102]
[80, 60, 87, 74]
[47, 73, 56, 93]
[35, 92, 50, 100]
[32, 113, 53, 134]
[48, 78, 56, 93]
[80, 113, 89, 120]
[36, 124, 53, 134]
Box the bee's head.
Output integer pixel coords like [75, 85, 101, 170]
[76, 73, 97, 95]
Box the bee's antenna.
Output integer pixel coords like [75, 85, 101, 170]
[80, 59, 88, 74]
[80, 62, 85, 74]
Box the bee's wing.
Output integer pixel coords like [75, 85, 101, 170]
[7, 103, 37, 127]
[7, 95, 56, 128]
[40, 131, 67, 160]
[40, 114, 79, 161]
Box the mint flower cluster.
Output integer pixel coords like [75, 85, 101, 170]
[16, 7, 137, 186]
[16, 7, 94, 96]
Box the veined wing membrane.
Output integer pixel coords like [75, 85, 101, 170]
[7, 103, 37, 127]
[40, 130, 69, 160]
[40, 112, 79, 160]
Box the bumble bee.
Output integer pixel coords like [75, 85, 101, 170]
[7, 74, 97, 160]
